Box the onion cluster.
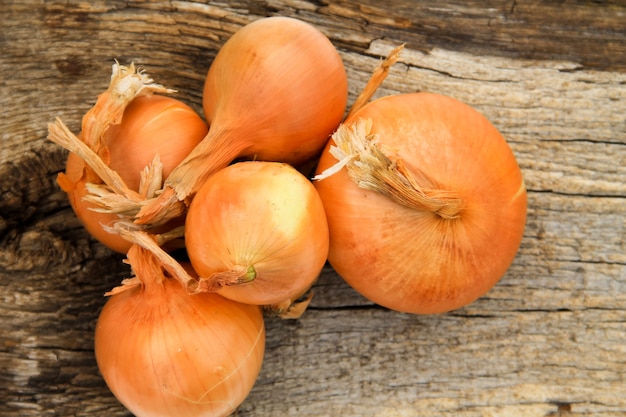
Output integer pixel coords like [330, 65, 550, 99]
[48, 15, 526, 417]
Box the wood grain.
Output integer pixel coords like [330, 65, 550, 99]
[1, 1, 625, 416]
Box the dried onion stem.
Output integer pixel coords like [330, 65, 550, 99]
[48, 118, 141, 202]
[346, 44, 404, 119]
[314, 44, 463, 219]
[113, 226, 199, 293]
[315, 119, 463, 219]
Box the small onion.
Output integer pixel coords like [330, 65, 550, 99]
[185, 161, 329, 306]
[95, 245, 265, 417]
[59, 95, 208, 253]
[315, 92, 527, 314]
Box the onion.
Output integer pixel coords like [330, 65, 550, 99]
[136, 16, 348, 226]
[95, 245, 265, 417]
[104, 95, 209, 191]
[58, 94, 208, 253]
[314, 92, 527, 314]
[185, 161, 329, 306]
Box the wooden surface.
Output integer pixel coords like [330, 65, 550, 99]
[1, 1, 625, 416]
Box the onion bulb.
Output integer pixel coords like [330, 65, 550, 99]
[314, 92, 527, 314]
[185, 161, 329, 306]
[95, 245, 265, 417]
[58, 95, 208, 253]
[136, 16, 347, 226]
[104, 95, 208, 191]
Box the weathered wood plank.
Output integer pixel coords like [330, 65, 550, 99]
[1, 1, 625, 416]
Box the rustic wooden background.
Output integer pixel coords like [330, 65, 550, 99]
[1, 1, 625, 416]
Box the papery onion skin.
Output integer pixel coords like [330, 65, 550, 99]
[94, 255, 265, 417]
[315, 92, 527, 314]
[63, 95, 208, 253]
[185, 161, 329, 306]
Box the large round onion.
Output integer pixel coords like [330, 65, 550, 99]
[315, 92, 527, 314]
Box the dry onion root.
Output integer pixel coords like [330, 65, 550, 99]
[314, 92, 527, 314]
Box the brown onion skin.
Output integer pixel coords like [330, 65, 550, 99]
[94, 264, 265, 417]
[315, 92, 527, 314]
[64, 95, 208, 253]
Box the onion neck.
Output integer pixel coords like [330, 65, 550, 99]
[104, 244, 168, 297]
[81, 62, 174, 154]
[315, 118, 463, 220]
[131, 245, 167, 288]
[135, 127, 252, 226]
[109, 228, 202, 295]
